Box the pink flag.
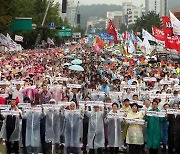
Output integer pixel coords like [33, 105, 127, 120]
[93, 43, 101, 54]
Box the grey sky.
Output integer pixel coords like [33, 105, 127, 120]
[55, 0, 145, 7]
[74, 0, 145, 6]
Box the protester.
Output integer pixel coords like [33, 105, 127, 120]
[85, 104, 107, 154]
[145, 100, 166, 154]
[167, 103, 180, 154]
[106, 103, 122, 154]
[23, 103, 43, 154]
[0, 40, 179, 154]
[126, 103, 144, 154]
[161, 103, 170, 151]
[0, 99, 21, 154]
[63, 102, 83, 154]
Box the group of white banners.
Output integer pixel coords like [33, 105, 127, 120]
[0, 33, 23, 49]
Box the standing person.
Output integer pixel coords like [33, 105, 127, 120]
[24, 103, 43, 154]
[145, 100, 165, 154]
[85, 104, 107, 154]
[40, 85, 52, 154]
[161, 103, 169, 151]
[67, 87, 82, 106]
[63, 102, 83, 154]
[167, 103, 180, 154]
[107, 103, 122, 154]
[40, 85, 52, 104]
[10, 83, 24, 103]
[82, 96, 91, 153]
[0, 99, 22, 154]
[121, 99, 131, 149]
[45, 99, 60, 154]
[126, 103, 144, 154]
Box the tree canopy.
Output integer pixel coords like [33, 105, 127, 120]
[0, 0, 84, 48]
[130, 11, 162, 34]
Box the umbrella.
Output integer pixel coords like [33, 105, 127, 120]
[63, 63, 71, 66]
[71, 59, 82, 65]
[103, 59, 112, 64]
[69, 65, 84, 71]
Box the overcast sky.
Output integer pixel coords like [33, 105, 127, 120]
[56, 0, 145, 7]
[77, 0, 145, 6]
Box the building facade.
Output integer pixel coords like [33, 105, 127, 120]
[145, 0, 168, 16]
[122, 2, 145, 26]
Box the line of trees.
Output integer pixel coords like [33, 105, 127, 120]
[0, 0, 84, 48]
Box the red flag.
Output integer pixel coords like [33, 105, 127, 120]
[152, 26, 166, 41]
[107, 20, 118, 42]
[165, 36, 177, 50]
[162, 16, 173, 36]
[176, 36, 180, 52]
[96, 37, 105, 48]
[123, 31, 129, 40]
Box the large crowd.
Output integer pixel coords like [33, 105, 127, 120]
[0, 42, 179, 154]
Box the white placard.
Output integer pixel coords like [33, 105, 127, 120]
[1, 110, 19, 116]
[58, 101, 72, 107]
[64, 109, 81, 115]
[42, 104, 53, 108]
[108, 92, 123, 95]
[146, 111, 166, 117]
[104, 103, 113, 107]
[130, 100, 143, 106]
[86, 101, 104, 107]
[123, 85, 136, 90]
[0, 105, 10, 110]
[33, 107, 42, 112]
[55, 77, 68, 81]
[119, 110, 128, 116]
[0, 94, 9, 98]
[167, 109, 180, 115]
[0, 81, 10, 85]
[24, 86, 36, 89]
[160, 81, 172, 85]
[143, 77, 157, 82]
[23, 107, 32, 111]
[107, 113, 124, 119]
[91, 92, 105, 96]
[18, 103, 31, 108]
[67, 84, 81, 89]
[12, 81, 24, 85]
[125, 118, 145, 125]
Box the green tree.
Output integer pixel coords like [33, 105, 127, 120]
[119, 24, 127, 33]
[0, 0, 18, 32]
[133, 11, 162, 34]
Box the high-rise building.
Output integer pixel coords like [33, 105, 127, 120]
[66, 0, 76, 26]
[59, 0, 77, 26]
[122, 2, 145, 26]
[145, 0, 168, 16]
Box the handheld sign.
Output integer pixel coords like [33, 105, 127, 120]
[167, 109, 180, 115]
[125, 118, 145, 125]
[146, 111, 166, 117]
[55, 77, 68, 82]
[18, 103, 31, 108]
[0, 94, 9, 98]
[0, 105, 10, 110]
[67, 84, 81, 89]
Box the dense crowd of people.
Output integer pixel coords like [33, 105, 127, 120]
[0, 42, 179, 154]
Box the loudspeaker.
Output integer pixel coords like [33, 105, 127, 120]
[62, 0, 67, 13]
[77, 13, 80, 24]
